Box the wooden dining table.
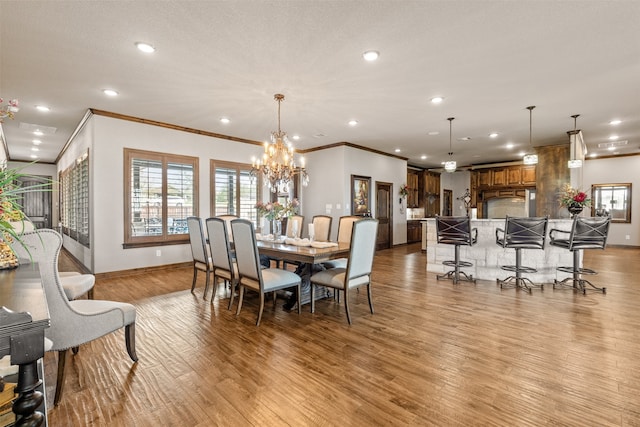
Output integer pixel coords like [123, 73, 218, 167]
[256, 239, 350, 310]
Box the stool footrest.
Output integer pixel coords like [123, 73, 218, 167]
[553, 277, 606, 294]
[497, 276, 543, 293]
[501, 265, 536, 274]
[443, 260, 473, 268]
[557, 266, 597, 275]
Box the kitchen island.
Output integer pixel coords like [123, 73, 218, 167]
[422, 218, 576, 283]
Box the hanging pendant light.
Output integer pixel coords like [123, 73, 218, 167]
[444, 117, 456, 173]
[522, 106, 538, 165]
[568, 114, 583, 168]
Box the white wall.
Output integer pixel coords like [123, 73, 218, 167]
[60, 114, 409, 273]
[584, 156, 639, 246]
[439, 170, 471, 216]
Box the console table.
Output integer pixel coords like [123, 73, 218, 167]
[0, 262, 50, 427]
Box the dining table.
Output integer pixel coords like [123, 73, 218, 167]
[255, 237, 350, 310]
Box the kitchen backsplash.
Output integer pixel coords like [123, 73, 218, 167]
[406, 208, 424, 219]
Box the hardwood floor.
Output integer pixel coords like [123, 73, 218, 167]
[46, 244, 640, 426]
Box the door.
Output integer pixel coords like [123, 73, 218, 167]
[17, 175, 52, 229]
[375, 181, 392, 250]
[443, 189, 453, 216]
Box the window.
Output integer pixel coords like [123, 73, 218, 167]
[591, 183, 632, 223]
[124, 149, 198, 247]
[211, 160, 260, 226]
[59, 150, 90, 247]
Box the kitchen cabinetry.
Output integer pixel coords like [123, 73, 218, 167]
[407, 220, 421, 243]
[406, 171, 421, 208]
[475, 165, 536, 188]
[423, 171, 441, 217]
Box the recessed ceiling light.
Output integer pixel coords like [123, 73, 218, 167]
[31, 147, 39, 152]
[36, 105, 50, 112]
[609, 119, 621, 125]
[135, 42, 155, 53]
[421, 155, 427, 160]
[428, 131, 439, 136]
[103, 89, 119, 97]
[590, 153, 598, 158]
[458, 137, 471, 141]
[609, 135, 619, 140]
[506, 143, 514, 149]
[518, 151, 527, 157]
[30, 154, 38, 159]
[292, 135, 300, 140]
[430, 97, 444, 104]
[32, 139, 42, 145]
[394, 148, 401, 153]
[348, 120, 358, 126]
[363, 50, 379, 61]
[220, 117, 230, 124]
[33, 130, 43, 136]
[607, 146, 616, 151]
[489, 132, 499, 138]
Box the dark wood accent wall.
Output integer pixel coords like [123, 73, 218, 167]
[535, 145, 570, 218]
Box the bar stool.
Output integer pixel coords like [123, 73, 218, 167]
[549, 216, 610, 294]
[435, 216, 477, 284]
[495, 216, 548, 293]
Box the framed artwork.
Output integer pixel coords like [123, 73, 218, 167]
[351, 175, 371, 216]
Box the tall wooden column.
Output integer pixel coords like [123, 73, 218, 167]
[536, 145, 570, 218]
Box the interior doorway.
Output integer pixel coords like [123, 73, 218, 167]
[17, 175, 52, 229]
[443, 189, 453, 216]
[375, 181, 392, 250]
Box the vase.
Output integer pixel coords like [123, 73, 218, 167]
[0, 241, 19, 270]
[568, 203, 584, 218]
[271, 219, 282, 240]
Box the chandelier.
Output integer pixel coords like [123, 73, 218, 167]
[0, 98, 19, 122]
[522, 105, 538, 165]
[251, 94, 309, 193]
[444, 117, 456, 173]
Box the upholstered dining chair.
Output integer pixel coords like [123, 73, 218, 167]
[187, 216, 213, 299]
[310, 218, 378, 324]
[322, 215, 359, 269]
[206, 217, 238, 308]
[311, 215, 332, 242]
[495, 216, 549, 292]
[215, 214, 238, 243]
[281, 214, 305, 270]
[435, 216, 477, 284]
[15, 229, 138, 406]
[231, 219, 301, 326]
[549, 216, 611, 294]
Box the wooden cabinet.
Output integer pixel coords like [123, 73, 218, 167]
[423, 171, 440, 217]
[407, 220, 421, 243]
[478, 169, 492, 187]
[521, 165, 536, 185]
[406, 171, 420, 208]
[475, 165, 537, 188]
[492, 168, 507, 186]
[507, 167, 522, 185]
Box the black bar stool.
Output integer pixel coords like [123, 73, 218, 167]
[549, 216, 610, 294]
[435, 216, 477, 284]
[495, 216, 549, 293]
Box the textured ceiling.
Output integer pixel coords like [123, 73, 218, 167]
[1, 1, 639, 168]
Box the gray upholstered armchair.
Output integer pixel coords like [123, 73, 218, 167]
[14, 230, 138, 405]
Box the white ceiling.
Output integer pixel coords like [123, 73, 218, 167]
[1, 1, 639, 168]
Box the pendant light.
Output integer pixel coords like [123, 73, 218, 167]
[568, 114, 583, 168]
[444, 117, 456, 173]
[522, 106, 538, 165]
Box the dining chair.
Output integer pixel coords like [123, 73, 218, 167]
[281, 215, 305, 270]
[206, 217, 238, 308]
[435, 216, 477, 284]
[215, 214, 238, 243]
[187, 216, 213, 299]
[495, 216, 548, 292]
[15, 229, 138, 406]
[549, 216, 610, 294]
[11, 220, 96, 300]
[322, 215, 359, 269]
[230, 219, 301, 326]
[310, 218, 378, 324]
[311, 215, 332, 242]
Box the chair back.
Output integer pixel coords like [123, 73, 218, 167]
[230, 219, 263, 288]
[436, 216, 477, 246]
[215, 214, 238, 242]
[187, 217, 208, 264]
[311, 215, 332, 241]
[345, 218, 378, 283]
[285, 215, 304, 238]
[568, 216, 611, 250]
[498, 216, 548, 249]
[336, 216, 359, 243]
[206, 217, 234, 274]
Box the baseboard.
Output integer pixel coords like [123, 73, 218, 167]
[94, 262, 192, 280]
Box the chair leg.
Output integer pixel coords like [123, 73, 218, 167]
[227, 279, 236, 310]
[71, 346, 79, 354]
[87, 288, 94, 299]
[553, 250, 606, 294]
[367, 283, 374, 314]
[343, 288, 352, 325]
[236, 286, 245, 316]
[203, 270, 211, 300]
[256, 293, 265, 326]
[209, 271, 218, 301]
[497, 248, 542, 293]
[437, 245, 475, 284]
[310, 283, 315, 313]
[54, 349, 68, 406]
[296, 284, 301, 315]
[190, 265, 198, 293]
[125, 323, 138, 362]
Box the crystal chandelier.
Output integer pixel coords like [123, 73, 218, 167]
[251, 94, 309, 193]
[444, 117, 456, 173]
[522, 106, 538, 165]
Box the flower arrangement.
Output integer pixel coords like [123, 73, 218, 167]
[558, 183, 591, 208]
[399, 184, 410, 198]
[0, 97, 20, 122]
[255, 198, 299, 220]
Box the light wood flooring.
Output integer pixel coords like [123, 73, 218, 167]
[46, 244, 640, 426]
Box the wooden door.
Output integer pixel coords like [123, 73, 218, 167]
[17, 175, 52, 229]
[375, 182, 392, 250]
[443, 189, 453, 216]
